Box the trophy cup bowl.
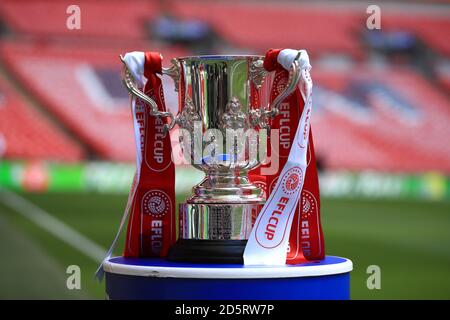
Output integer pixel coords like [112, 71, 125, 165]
[122, 54, 301, 263]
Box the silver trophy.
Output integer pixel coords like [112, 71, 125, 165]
[122, 54, 301, 263]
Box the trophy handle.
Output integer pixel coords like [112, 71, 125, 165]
[267, 57, 302, 117]
[250, 53, 302, 128]
[120, 55, 179, 132]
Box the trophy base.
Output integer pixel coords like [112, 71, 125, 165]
[168, 201, 264, 263]
[103, 256, 353, 300]
[167, 239, 246, 264]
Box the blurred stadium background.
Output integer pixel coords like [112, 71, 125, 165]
[0, 0, 449, 299]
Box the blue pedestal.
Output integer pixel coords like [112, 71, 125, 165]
[103, 256, 352, 300]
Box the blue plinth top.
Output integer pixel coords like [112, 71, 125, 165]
[103, 255, 352, 279]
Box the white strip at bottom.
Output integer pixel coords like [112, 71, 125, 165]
[103, 256, 353, 279]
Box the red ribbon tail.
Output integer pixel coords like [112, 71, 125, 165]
[124, 52, 176, 258]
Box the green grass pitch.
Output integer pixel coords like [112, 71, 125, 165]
[0, 191, 449, 299]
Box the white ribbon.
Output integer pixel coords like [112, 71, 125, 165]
[244, 49, 313, 265]
[96, 52, 146, 280]
[122, 51, 146, 86]
[277, 49, 311, 71]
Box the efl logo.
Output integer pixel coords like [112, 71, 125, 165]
[253, 180, 267, 199]
[279, 102, 291, 151]
[259, 196, 290, 246]
[281, 167, 303, 195]
[300, 190, 317, 258]
[273, 72, 288, 96]
[255, 166, 303, 248]
[301, 190, 316, 219]
[135, 99, 146, 158]
[143, 86, 172, 172]
[142, 190, 171, 218]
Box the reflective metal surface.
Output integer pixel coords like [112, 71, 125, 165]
[177, 55, 260, 130]
[174, 57, 267, 203]
[176, 55, 264, 180]
[179, 202, 263, 240]
[122, 54, 302, 242]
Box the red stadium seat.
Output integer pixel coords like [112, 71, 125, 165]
[169, 1, 364, 58]
[0, 0, 157, 40]
[382, 12, 450, 56]
[0, 41, 186, 161]
[0, 74, 83, 161]
[312, 66, 450, 173]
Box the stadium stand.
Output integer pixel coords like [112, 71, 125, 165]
[0, 0, 448, 173]
[0, 41, 186, 161]
[382, 11, 450, 57]
[312, 66, 450, 172]
[169, 1, 365, 58]
[0, 74, 83, 161]
[0, 0, 447, 57]
[0, 0, 157, 40]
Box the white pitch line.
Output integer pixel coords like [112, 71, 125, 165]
[0, 188, 106, 263]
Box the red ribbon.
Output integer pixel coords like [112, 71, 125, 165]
[123, 52, 176, 257]
[249, 49, 325, 263]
